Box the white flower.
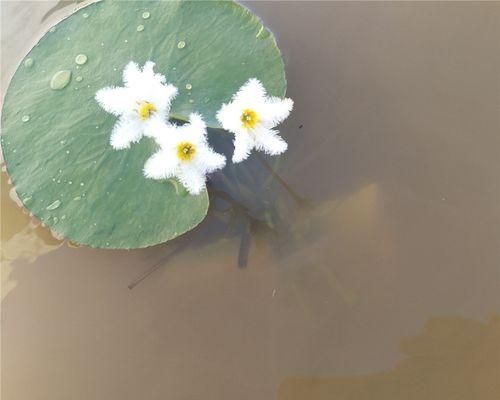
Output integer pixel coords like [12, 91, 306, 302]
[95, 61, 178, 149]
[143, 113, 226, 195]
[216, 78, 293, 163]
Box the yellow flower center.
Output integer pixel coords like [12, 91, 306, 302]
[240, 109, 259, 129]
[176, 141, 196, 162]
[137, 101, 157, 120]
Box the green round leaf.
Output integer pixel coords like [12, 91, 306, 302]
[1, 0, 286, 249]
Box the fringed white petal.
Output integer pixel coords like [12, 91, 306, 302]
[232, 132, 255, 163]
[141, 61, 166, 84]
[143, 150, 178, 179]
[121, 60, 177, 116]
[109, 118, 143, 150]
[177, 165, 206, 195]
[122, 61, 142, 87]
[154, 125, 179, 148]
[216, 102, 245, 135]
[261, 97, 294, 128]
[143, 116, 171, 140]
[195, 147, 226, 173]
[188, 112, 207, 131]
[95, 87, 132, 116]
[126, 64, 177, 116]
[174, 113, 210, 147]
[151, 83, 178, 115]
[233, 78, 266, 105]
[254, 128, 288, 156]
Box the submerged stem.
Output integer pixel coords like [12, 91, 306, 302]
[127, 241, 189, 289]
[255, 153, 309, 206]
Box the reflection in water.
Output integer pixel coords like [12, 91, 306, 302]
[127, 129, 311, 288]
[41, 0, 85, 22]
[1, 172, 63, 300]
[278, 316, 500, 400]
[276, 183, 385, 307]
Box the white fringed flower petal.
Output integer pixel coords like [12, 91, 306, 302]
[260, 97, 294, 128]
[143, 150, 178, 180]
[194, 147, 226, 173]
[232, 131, 254, 163]
[95, 61, 178, 150]
[177, 166, 206, 195]
[235, 78, 267, 105]
[143, 113, 226, 195]
[94, 87, 133, 116]
[216, 78, 293, 163]
[254, 128, 288, 155]
[110, 117, 143, 150]
[122, 62, 142, 87]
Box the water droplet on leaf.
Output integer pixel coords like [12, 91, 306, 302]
[50, 70, 72, 90]
[142, 11, 150, 19]
[136, 24, 145, 32]
[24, 58, 34, 68]
[185, 83, 192, 90]
[46, 199, 61, 210]
[76, 76, 83, 82]
[75, 54, 88, 65]
[21, 115, 30, 123]
[177, 40, 186, 49]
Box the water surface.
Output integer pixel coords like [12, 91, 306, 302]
[1, 1, 500, 399]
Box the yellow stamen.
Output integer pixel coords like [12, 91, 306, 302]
[176, 141, 196, 162]
[137, 101, 157, 120]
[240, 108, 259, 129]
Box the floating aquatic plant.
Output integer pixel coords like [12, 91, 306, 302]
[1, 0, 292, 249]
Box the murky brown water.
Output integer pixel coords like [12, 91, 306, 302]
[2, 1, 500, 399]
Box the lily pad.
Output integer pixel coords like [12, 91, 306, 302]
[1, 0, 286, 249]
